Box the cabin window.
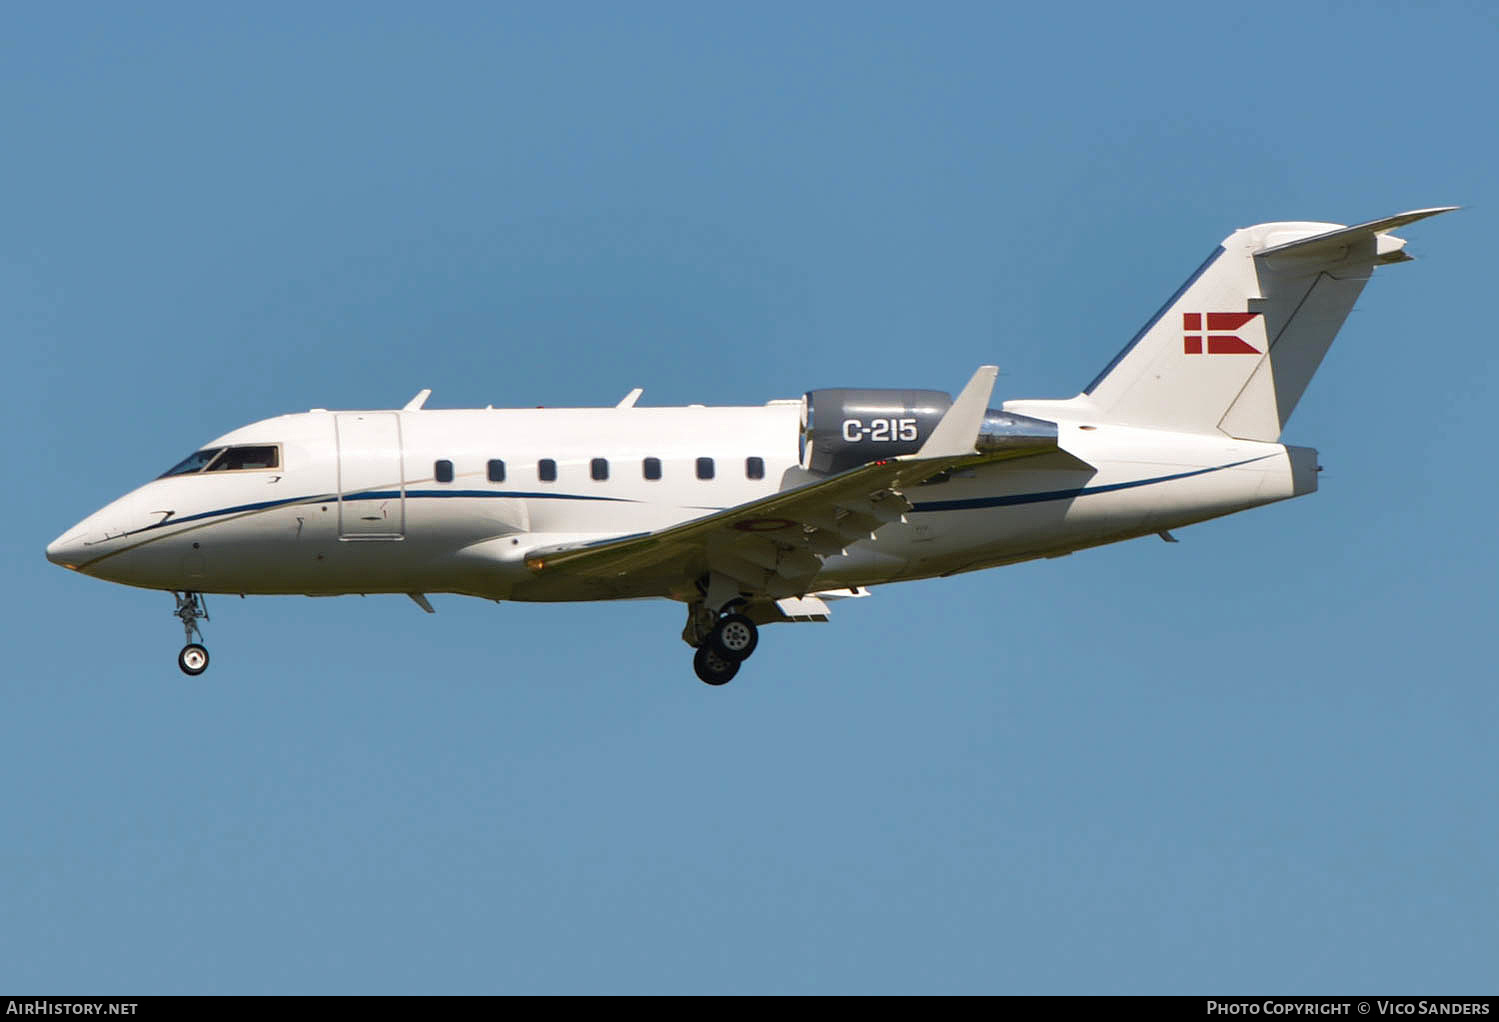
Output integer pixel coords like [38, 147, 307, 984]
[746, 456, 765, 480]
[487, 459, 506, 483]
[434, 460, 454, 483]
[696, 457, 715, 480]
[643, 457, 662, 480]
[591, 458, 609, 481]
[538, 459, 557, 482]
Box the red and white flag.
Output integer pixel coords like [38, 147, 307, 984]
[1183, 312, 1262, 355]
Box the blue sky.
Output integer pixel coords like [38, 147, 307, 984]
[4, 2, 1494, 994]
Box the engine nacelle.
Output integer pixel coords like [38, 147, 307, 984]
[802, 388, 952, 474]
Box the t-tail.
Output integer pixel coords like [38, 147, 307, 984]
[1009, 207, 1456, 440]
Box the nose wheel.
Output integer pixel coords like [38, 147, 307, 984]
[178, 643, 210, 676]
[172, 591, 211, 677]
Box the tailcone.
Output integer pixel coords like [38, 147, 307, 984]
[1286, 445, 1320, 497]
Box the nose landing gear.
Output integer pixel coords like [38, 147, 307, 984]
[172, 591, 210, 676]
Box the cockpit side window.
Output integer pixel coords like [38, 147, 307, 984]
[159, 448, 226, 478]
[160, 444, 280, 478]
[205, 445, 280, 472]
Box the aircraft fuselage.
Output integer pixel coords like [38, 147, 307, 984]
[48, 402, 1313, 604]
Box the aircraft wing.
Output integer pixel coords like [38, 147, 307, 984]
[519, 367, 1067, 598]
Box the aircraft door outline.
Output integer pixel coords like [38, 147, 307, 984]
[335, 413, 406, 540]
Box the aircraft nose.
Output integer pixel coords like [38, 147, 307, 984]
[46, 523, 90, 571]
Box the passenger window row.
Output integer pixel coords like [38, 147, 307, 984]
[432, 457, 766, 483]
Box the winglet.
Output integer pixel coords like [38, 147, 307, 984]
[403, 389, 432, 411]
[913, 366, 998, 458]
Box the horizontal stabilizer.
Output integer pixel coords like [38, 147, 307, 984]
[1255, 206, 1457, 261]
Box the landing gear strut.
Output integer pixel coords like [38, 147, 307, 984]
[172, 591, 210, 676]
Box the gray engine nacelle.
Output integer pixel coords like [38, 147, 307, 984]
[802, 388, 953, 475]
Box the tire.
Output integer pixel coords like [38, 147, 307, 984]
[710, 613, 759, 662]
[178, 643, 210, 676]
[693, 645, 739, 686]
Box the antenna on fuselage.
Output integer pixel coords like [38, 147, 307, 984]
[403, 389, 432, 411]
[616, 388, 643, 408]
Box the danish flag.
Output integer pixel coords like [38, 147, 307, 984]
[1183, 312, 1262, 355]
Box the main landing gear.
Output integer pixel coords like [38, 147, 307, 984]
[684, 595, 761, 686]
[172, 591, 210, 676]
[693, 644, 740, 686]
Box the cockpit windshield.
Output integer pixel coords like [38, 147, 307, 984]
[159, 448, 226, 478]
[158, 445, 280, 478]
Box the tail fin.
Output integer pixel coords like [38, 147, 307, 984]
[1067, 208, 1455, 441]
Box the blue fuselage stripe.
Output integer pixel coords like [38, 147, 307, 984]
[909, 457, 1270, 513]
[129, 488, 635, 537]
[117, 458, 1272, 545]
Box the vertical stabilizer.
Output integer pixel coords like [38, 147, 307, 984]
[1067, 208, 1454, 441]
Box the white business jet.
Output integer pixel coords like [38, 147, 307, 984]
[46, 208, 1453, 684]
